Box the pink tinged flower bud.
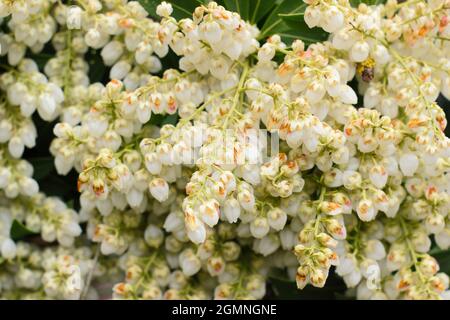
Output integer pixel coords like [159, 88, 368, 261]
[185, 213, 206, 244]
[92, 178, 108, 199]
[149, 178, 169, 202]
[1, 238, 16, 259]
[250, 217, 270, 239]
[223, 198, 241, 223]
[357, 199, 376, 222]
[399, 153, 419, 177]
[199, 199, 220, 227]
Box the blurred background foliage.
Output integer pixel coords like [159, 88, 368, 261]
[8, 0, 449, 299]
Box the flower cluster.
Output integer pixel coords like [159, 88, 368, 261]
[0, 0, 449, 300]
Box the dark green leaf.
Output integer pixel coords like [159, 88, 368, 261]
[10, 220, 36, 241]
[87, 49, 107, 83]
[67, 199, 75, 209]
[260, 0, 307, 39]
[161, 113, 179, 126]
[278, 12, 305, 21]
[223, 0, 250, 21]
[38, 173, 78, 200]
[28, 157, 54, 181]
[248, 0, 278, 25]
[281, 19, 328, 45]
[433, 248, 450, 274]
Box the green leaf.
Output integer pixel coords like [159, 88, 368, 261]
[87, 49, 107, 83]
[10, 220, 36, 241]
[433, 248, 450, 274]
[281, 19, 329, 45]
[248, 0, 278, 25]
[260, 0, 307, 39]
[223, 0, 250, 21]
[28, 157, 54, 181]
[161, 113, 179, 126]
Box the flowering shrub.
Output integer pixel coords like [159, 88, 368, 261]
[0, 0, 449, 300]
